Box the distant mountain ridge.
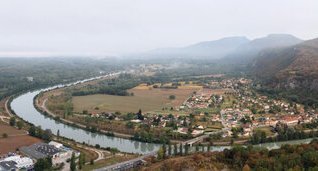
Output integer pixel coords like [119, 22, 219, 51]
[136, 36, 250, 59]
[225, 34, 303, 63]
[253, 37, 318, 84]
[133, 34, 303, 63]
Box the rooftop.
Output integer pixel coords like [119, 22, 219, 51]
[0, 161, 17, 171]
[20, 143, 61, 159]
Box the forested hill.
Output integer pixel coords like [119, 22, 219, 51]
[251, 38, 318, 107]
[0, 57, 122, 100]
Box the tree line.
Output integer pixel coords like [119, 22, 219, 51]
[250, 122, 318, 144]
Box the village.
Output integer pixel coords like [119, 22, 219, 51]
[84, 77, 318, 142]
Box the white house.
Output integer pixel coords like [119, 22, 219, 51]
[2, 155, 33, 170]
[49, 141, 63, 149]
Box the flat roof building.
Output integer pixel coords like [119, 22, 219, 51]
[20, 143, 61, 160]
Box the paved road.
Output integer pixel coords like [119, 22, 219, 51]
[94, 152, 156, 171]
[182, 130, 225, 145]
[55, 138, 107, 171]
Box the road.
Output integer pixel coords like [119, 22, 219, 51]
[94, 130, 227, 171]
[84, 146, 105, 163]
[4, 98, 13, 117]
[0, 115, 10, 123]
[94, 152, 156, 171]
[182, 130, 225, 146]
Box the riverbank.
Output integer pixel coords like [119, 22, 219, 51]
[33, 74, 187, 144]
[35, 96, 134, 139]
[32, 72, 136, 140]
[2, 94, 141, 170]
[9, 73, 161, 154]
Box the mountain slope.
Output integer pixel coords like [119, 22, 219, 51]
[225, 34, 303, 63]
[139, 37, 250, 59]
[252, 38, 318, 106]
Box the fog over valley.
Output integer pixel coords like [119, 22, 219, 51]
[1, 1, 318, 171]
[0, 0, 318, 57]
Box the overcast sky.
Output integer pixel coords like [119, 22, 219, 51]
[0, 0, 318, 57]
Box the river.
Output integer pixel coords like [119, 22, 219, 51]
[10, 73, 160, 154]
[9, 73, 316, 154]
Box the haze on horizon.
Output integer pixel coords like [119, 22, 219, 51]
[0, 0, 318, 57]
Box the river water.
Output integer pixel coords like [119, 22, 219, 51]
[9, 74, 316, 154]
[10, 73, 160, 154]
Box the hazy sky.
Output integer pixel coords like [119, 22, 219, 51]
[0, 0, 318, 57]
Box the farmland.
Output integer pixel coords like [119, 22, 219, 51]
[72, 84, 202, 114]
[0, 98, 43, 155]
[0, 124, 26, 135]
[0, 124, 42, 155]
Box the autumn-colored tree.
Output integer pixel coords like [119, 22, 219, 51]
[242, 164, 251, 171]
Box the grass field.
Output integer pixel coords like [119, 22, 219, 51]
[254, 126, 275, 136]
[73, 84, 202, 113]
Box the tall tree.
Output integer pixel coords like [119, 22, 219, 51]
[70, 152, 76, 171]
[42, 129, 52, 141]
[184, 144, 189, 155]
[34, 157, 52, 171]
[179, 144, 183, 156]
[28, 126, 36, 136]
[78, 153, 85, 169]
[162, 144, 167, 159]
[195, 144, 199, 152]
[9, 117, 16, 126]
[57, 129, 60, 140]
[207, 145, 211, 152]
[168, 144, 172, 156]
[157, 146, 164, 160]
[17, 121, 24, 129]
[174, 144, 178, 156]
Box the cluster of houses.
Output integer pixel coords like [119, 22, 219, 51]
[0, 141, 78, 171]
[220, 108, 254, 137]
[215, 78, 318, 138]
[182, 89, 222, 109]
[238, 94, 303, 115]
[203, 78, 251, 90]
[131, 113, 206, 137]
[219, 106, 318, 138]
